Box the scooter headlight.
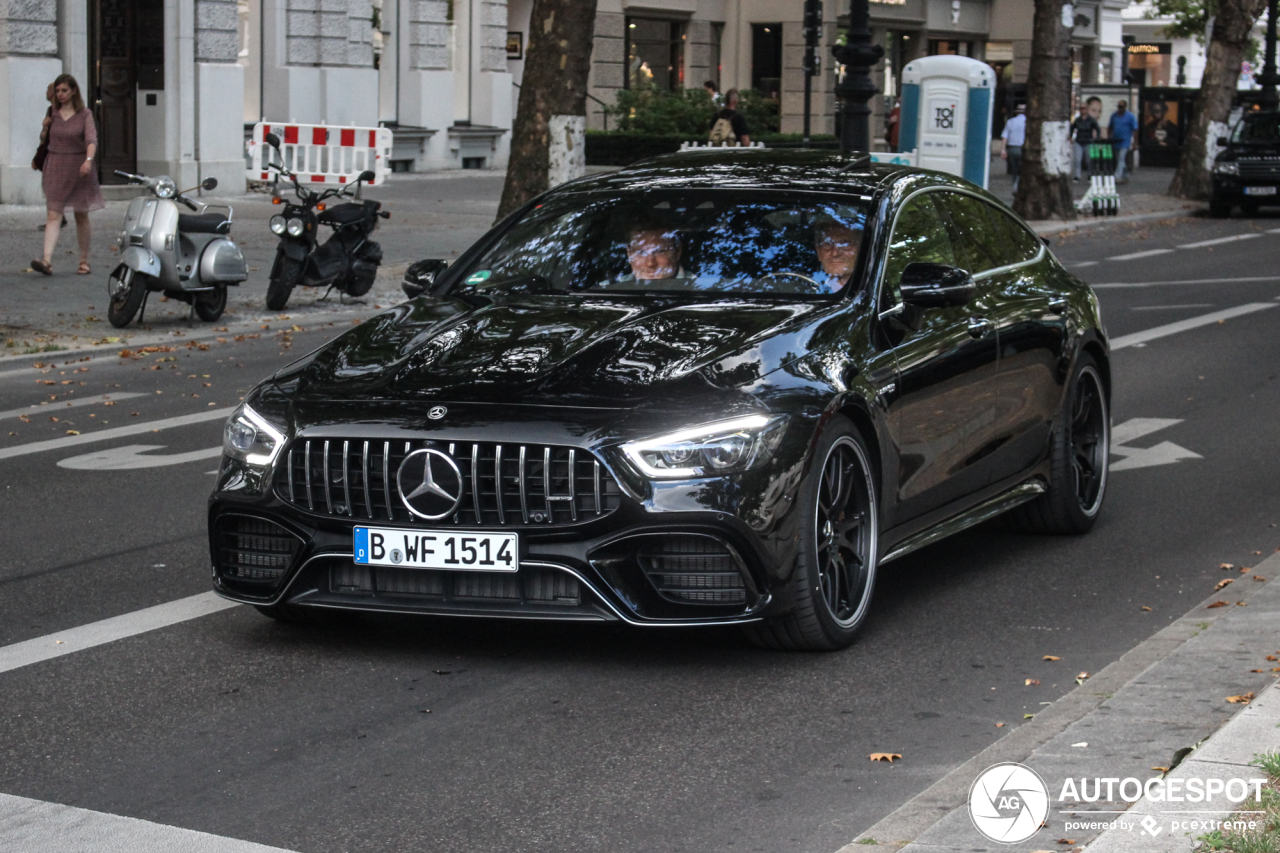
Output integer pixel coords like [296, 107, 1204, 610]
[269, 214, 287, 235]
[154, 177, 177, 199]
[286, 217, 304, 237]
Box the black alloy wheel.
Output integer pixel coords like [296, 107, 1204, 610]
[194, 284, 227, 322]
[107, 266, 146, 328]
[1007, 356, 1110, 534]
[745, 418, 879, 651]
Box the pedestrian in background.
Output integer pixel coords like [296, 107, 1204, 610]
[1000, 104, 1026, 192]
[709, 89, 750, 146]
[31, 73, 103, 276]
[885, 98, 901, 152]
[1108, 100, 1138, 184]
[703, 80, 723, 107]
[1070, 102, 1100, 181]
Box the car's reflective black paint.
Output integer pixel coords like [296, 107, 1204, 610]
[209, 149, 1109, 645]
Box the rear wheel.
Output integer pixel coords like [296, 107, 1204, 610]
[107, 266, 147, 328]
[745, 417, 879, 651]
[194, 284, 227, 321]
[266, 250, 300, 311]
[1006, 355, 1109, 534]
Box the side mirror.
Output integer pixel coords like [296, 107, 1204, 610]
[1217, 136, 1231, 147]
[402, 259, 449, 299]
[899, 263, 976, 308]
[201, 177, 218, 191]
[264, 132, 281, 148]
[359, 170, 376, 183]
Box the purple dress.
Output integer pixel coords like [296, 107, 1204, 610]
[42, 109, 105, 213]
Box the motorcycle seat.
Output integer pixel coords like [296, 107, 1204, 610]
[179, 213, 231, 235]
[318, 203, 370, 226]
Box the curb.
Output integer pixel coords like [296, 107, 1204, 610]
[838, 550, 1280, 852]
[1030, 205, 1203, 236]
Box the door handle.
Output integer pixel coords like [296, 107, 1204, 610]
[967, 316, 993, 339]
[1048, 296, 1067, 315]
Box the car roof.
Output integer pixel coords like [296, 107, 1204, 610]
[552, 148, 922, 197]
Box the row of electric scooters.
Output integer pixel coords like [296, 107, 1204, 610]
[105, 131, 387, 328]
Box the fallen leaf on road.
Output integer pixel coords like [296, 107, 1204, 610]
[1237, 601, 1247, 606]
[1215, 578, 1234, 590]
[1207, 601, 1229, 608]
[1024, 714, 1035, 719]
[1241, 566, 1252, 572]
[869, 753, 901, 763]
[995, 722, 1005, 728]
[1256, 576, 1267, 582]
[1057, 840, 1076, 845]
[1152, 766, 1170, 772]
[1220, 563, 1234, 569]
[1025, 679, 1040, 686]
[1252, 669, 1266, 673]
[1075, 672, 1090, 684]
[1254, 550, 1263, 555]
[1141, 606, 1152, 611]
[1266, 655, 1277, 662]
[1043, 655, 1061, 661]
[65, 430, 79, 435]
[1226, 693, 1255, 704]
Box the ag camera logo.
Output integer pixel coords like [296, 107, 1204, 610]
[968, 762, 1050, 843]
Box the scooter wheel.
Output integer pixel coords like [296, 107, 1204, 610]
[194, 284, 227, 322]
[266, 252, 300, 311]
[107, 266, 146, 328]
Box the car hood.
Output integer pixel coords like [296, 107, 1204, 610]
[281, 293, 841, 410]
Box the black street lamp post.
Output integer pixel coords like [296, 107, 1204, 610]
[832, 0, 884, 152]
[1260, 0, 1278, 111]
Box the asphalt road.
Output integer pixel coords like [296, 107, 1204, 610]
[1, 210, 1279, 853]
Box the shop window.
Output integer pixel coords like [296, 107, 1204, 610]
[627, 17, 684, 91]
[1127, 43, 1171, 87]
[928, 40, 972, 57]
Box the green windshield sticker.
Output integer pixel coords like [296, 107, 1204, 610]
[465, 270, 492, 285]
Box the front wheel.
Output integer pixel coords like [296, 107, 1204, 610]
[1006, 355, 1110, 534]
[266, 250, 301, 311]
[744, 418, 879, 651]
[107, 266, 147, 328]
[194, 284, 227, 321]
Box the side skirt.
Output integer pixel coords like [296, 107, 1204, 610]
[878, 480, 1046, 565]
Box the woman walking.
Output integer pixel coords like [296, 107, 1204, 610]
[31, 74, 104, 276]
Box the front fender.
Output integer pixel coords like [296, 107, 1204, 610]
[121, 246, 163, 278]
[278, 239, 309, 262]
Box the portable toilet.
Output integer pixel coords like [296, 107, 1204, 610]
[898, 55, 995, 189]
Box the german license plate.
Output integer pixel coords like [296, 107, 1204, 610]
[354, 526, 518, 572]
[1244, 186, 1277, 196]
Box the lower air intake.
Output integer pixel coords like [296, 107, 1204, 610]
[330, 564, 580, 605]
[214, 515, 301, 594]
[639, 536, 747, 605]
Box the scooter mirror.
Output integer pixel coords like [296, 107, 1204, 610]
[359, 170, 376, 183]
[402, 259, 449, 299]
[264, 132, 281, 148]
[202, 177, 218, 191]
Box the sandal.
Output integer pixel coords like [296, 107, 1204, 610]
[77, 261, 91, 275]
[31, 259, 52, 275]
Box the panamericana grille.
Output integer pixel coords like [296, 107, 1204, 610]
[330, 562, 581, 604]
[277, 439, 622, 526]
[1238, 159, 1280, 179]
[639, 536, 747, 605]
[214, 515, 302, 590]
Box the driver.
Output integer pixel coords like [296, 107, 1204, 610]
[814, 220, 863, 291]
[625, 224, 685, 281]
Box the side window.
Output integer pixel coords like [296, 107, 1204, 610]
[881, 193, 957, 307]
[982, 204, 1042, 266]
[935, 192, 1002, 275]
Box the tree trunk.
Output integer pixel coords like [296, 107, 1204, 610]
[1169, 0, 1267, 200]
[1013, 0, 1075, 221]
[496, 0, 598, 222]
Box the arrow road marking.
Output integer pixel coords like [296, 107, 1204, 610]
[0, 407, 234, 462]
[57, 444, 223, 470]
[1110, 303, 1277, 350]
[1110, 418, 1201, 472]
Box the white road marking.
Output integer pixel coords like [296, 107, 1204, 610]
[1129, 304, 1215, 311]
[0, 592, 238, 676]
[1110, 418, 1201, 472]
[57, 444, 223, 470]
[1267, 227, 1280, 233]
[1106, 248, 1175, 261]
[0, 392, 147, 421]
[0, 407, 234, 461]
[1071, 261, 1099, 268]
[0, 792, 298, 853]
[1093, 275, 1280, 289]
[1175, 233, 1262, 249]
[1110, 303, 1277, 350]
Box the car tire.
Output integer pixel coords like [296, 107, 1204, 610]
[744, 417, 879, 651]
[1208, 199, 1232, 218]
[1005, 355, 1110, 535]
[266, 250, 300, 311]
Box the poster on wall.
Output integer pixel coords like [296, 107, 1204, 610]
[1143, 99, 1180, 148]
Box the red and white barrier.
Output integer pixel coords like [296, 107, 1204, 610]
[247, 121, 393, 187]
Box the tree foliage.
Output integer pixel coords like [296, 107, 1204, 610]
[603, 88, 781, 137]
[1146, 0, 1214, 40]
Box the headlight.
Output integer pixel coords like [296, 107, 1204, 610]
[286, 217, 304, 237]
[269, 214, 287, 235]
[621, 415, 786, 479]
[223, 404, 286, 467]
[154, 177, 177, 199]
[1214, 161, 1239, 175]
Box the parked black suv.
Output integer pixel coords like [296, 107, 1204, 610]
[1211, 110, 1280, 217]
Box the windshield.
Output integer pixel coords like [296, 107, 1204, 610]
[454, 191, 872, 298]
[1231, 112, 1280, 144]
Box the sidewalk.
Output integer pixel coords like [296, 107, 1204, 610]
[841, 551, 1280, 852]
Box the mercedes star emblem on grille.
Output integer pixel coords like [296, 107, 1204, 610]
[428, 406, 447, 420]
[396, 449, 464, 520]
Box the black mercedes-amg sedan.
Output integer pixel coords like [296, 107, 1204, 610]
[209, 149, 1110, 651]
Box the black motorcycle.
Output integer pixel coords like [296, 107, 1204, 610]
[261, 131, 390, 311]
